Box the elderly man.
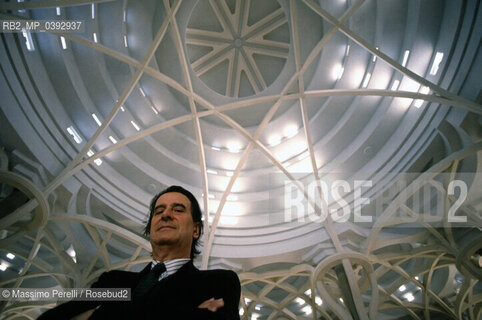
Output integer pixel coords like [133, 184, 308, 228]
[39, 186, 241, 319]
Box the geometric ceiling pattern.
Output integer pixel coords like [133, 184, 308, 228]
[0, 0, 481, 319]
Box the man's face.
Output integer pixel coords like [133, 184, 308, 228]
[149, 192, 200, 256]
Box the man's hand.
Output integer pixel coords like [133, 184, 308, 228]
[198, 297, 224, 312]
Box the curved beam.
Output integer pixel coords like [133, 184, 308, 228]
[423, 253, 445, 320]
[0, 171, 49, 230]
[49, 214, 150, 249]
[366, 142, 482, 253]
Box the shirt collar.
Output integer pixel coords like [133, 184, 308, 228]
[151, 258, 190, 277]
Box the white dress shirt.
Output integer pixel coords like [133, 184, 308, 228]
[151, 258, 190, 281]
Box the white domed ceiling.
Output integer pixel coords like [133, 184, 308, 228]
[0, 0, 481, 319]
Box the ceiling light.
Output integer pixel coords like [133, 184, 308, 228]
[211, 146, 221, 151]
[108, 136, 117, 144]
[430, 52, 444, 75]
[123, 10, 127, 22]
[93, 32, 98, 43]
[301, 305, 312, 315]
[295, 297, 305, 305]
[130, 120, 140, 131]
[275, 141, 307, 162]
[151, 106, 158, 114]
[92, 113, 102, 126]
[0, 263, 7, 271]
[207, 169, 218, 175]
[402, 50, 410, 67]
[415, 276, 420, 281]
[17, 0, 25, 13]
[67, 126, 82, 144]
[227, 141, 241, 153]
[56, 7, 61, 15]
[6, 253, 15, 260]
[67, 246, 77, 262]
[373, 46, 379, 62]
[414, 86, 429, 108]
[221, 159, 238, 171]
[60, 36, 67, 50]
[362, 72, 371, 88]
[120, 106, 125, 112]
[352, 67, 366, 87]
[268, 135, 281, 146]
[239, 308, 244, 316]
[391, 80, 400, 91]
[332, 64, 344, 81]
[124, 35, 128, 47]
[419, 86, 430, 95]
[139, 88, 146, 97]
[345, 45, 350, 56]
[251, 313, 260, 320]
[339, 298, 344, 303]
[404, 292, 415, 302]
[283, 125, 298, 138]
[91, 4, 95, 19]
[67, 247, 76, 258]
[304, 289, 311, 297]
[315, 297, 322, 305]
[222, 202, 244, 215]
[85, 146, 101, 166]
[254, 304, 261, 310]
[399, 285, 406, 292]
[22, 30, 35, 51]
[244, 298, 251, 304]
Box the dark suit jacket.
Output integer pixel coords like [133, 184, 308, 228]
[38, 261, 241, 320]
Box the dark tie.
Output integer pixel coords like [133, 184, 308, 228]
[132, 263, 166, 302]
